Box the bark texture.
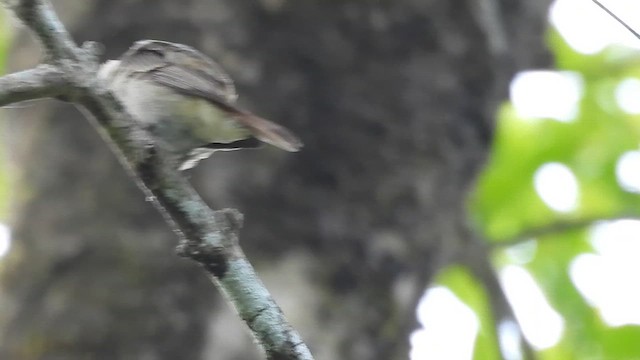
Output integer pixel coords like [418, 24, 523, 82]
[0, 0, 552, 359]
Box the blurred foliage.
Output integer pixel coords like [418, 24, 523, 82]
[0, 11, 11, 220]
[431, 23, 640, 360]
[435, 266, 501, 360]
[0, 12, 9, 71]
[471, 29, 640, 241]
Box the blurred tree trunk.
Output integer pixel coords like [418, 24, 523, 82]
[0, 0, 552, 359]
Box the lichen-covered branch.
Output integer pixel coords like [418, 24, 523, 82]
[0, 65, 68, 106]
[0, 0, 313, 359]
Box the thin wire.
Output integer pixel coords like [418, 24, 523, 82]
[591, 0, 640, 40]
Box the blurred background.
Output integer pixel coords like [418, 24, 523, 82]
[0, 0, 639, 359]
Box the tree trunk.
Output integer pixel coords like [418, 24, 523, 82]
[0, 0, 552, 359]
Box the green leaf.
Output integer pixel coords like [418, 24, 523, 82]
[435, 265, 501, 360]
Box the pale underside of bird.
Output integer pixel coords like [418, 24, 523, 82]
[98, 40, 302, 170]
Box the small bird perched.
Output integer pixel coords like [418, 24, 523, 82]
[98, 40, 302, 170]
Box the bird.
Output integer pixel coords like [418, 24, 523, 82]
[98, 40, 302, 170]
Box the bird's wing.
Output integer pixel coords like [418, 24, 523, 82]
[118, 40, 237, 104]
[118, 40, 302, 152]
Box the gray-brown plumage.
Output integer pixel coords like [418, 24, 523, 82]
[99, 40, 302, 170]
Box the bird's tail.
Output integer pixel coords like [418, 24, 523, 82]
[233, 112, 303, 152]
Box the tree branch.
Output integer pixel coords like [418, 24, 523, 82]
[491, 213, 640, 248]
[0, 65, 68, 106]
[460, 239, 535, 360]
[0, 0, 313, 359]
[465, 213, 640, 357]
